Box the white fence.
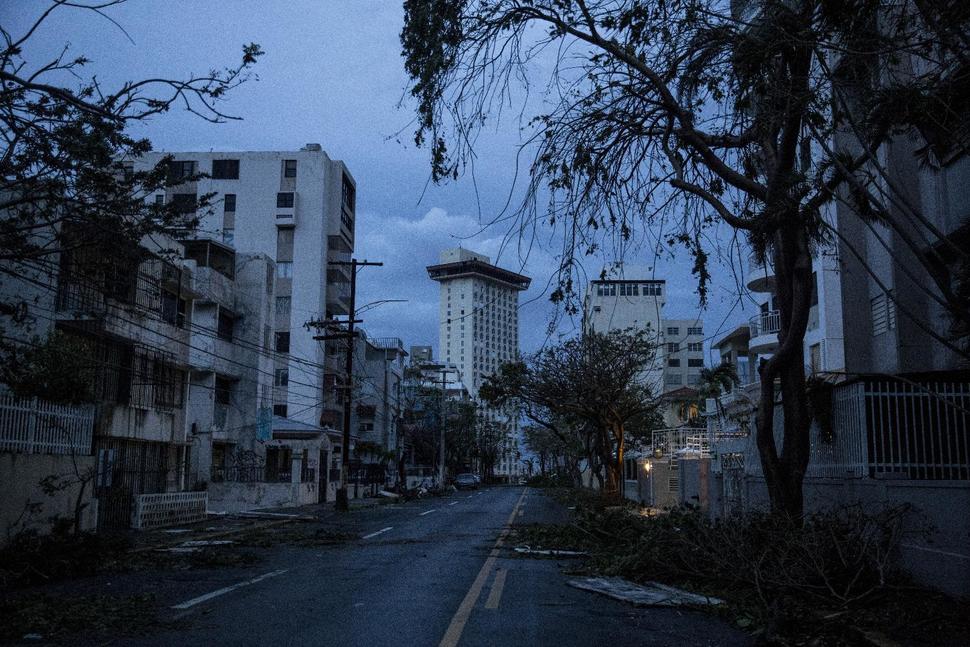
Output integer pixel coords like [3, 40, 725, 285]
[711, 378, 970, 481]
[132, 492, 208, 530]
[0, 395, 96, 455]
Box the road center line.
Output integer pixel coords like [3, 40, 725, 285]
[419, 509, 437, 516]
[439, 489, 527, 647]
[362, 527, 393, 539]
[171, 569, 288, 610]
[449, 501, 458, 506]
[484, 568, 508, 610]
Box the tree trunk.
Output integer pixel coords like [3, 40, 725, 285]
[755, 224, 815, 519]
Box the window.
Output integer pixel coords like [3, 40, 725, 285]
[215, 375, 232, 405]
[666, 373, 683, 385]
[273, 403, 288, 417]
[171, 193, 197, 213]
[688, 374, 702, 385]
[687, 342, 703, 352]
[871, 291, 896, 336]
[277, 262, 293, 278]
[667, 342, 680, 353]
[168, 160, 196, 181]
[222, 229, 234, 246]
[341, 174, 355, 212]
[688, 358, 705, 367]
[668, 358, 681, 367]
[666, 326, 680, 336]
[224, 193, 236, 212]
[359, 422, 374, 432]
[154, 194, 164, 205]
[276, 227, 294, 262]
[211, 159, 240, 179]
[810, 343, 822, 374]
[275, 331, 290, 353]
[687, 326, 703, 335]
[217, 308, 234, 341]
[643, 283, 662, 296]
[277, 192, 295, 208]
[274, 369, 289, 387]
[283, 159, 297, 178]
[276, 296, 291, 315]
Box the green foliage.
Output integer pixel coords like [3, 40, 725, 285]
[0, 331, 97, 403]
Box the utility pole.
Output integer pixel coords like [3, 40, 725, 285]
[423, 363, 459, 487]
[312, 258, 382, 511]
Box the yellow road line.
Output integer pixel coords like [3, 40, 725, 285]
[484, 568, 508, 610]
[438, 490, 526, 647]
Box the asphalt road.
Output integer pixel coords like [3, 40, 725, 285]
[128, 487, 750, 646]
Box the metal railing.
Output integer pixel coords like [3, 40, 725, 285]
[0, 395, 96, 455]
[749, 310, 781, 337]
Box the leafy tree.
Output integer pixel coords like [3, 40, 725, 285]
[482, 328, 661, 497]
[0, 331, 97, 403]
[1, 2, 262, 335]
[401, 0, 970, 516]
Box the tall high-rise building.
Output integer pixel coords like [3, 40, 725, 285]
[662, 319, 705, 389]
[134, 144, 356, 429]
[427, 248, 531, 479]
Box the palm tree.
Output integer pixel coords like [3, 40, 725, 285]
[696, 364, 741, 422]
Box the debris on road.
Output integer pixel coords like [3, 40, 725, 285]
[378, 490, 401, 499]
[567, 576, 723, 607]
[513, 546, 589, 557]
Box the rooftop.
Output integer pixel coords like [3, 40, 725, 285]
[427, 258, 531, 291]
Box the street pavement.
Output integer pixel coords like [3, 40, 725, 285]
[76, 488, 752, 646]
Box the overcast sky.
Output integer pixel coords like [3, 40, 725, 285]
[8, 0, 753, 358]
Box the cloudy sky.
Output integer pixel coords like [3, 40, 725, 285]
[9, 0, 754, 357]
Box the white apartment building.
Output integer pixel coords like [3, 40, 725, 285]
[662, 319, 706, 389]
[427, 248, 531, 479]
[134, 145, 356, 430]
[582, 273, 666, 394]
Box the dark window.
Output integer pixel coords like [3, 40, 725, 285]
[211, 159, 240, 179]
[274, 369, 289, 386]
[167, 160, 196, 181]
[277, 192, 294, 208]
[688, 358, 705, 367]
[666, 326, 680, 336]
[667, 342, 680, 353]
[668, 358, 681, 367]
[224, 193, 236, 212]
[275, 331, 290, 353]
[154, 194, 164, 205]
[171, 193, 197, 213]
[283, 159, 297, 178]
[341, 174, 355, 212]
[215, 375, 232, 405]
[161, 290, 186, 328]
[217, 308, 234, 341]
[273, 403, 288, 417]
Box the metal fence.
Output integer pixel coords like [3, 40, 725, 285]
[132, 492, 207, 530]
[749, 310, 781, 337]
[0, 395, 95, 455]
[712, 378, 970, 481]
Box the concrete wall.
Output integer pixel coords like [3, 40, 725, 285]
[0, 453, 98, 541]
[207, 480, 318, 514]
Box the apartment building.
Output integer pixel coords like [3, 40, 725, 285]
[427, 248, 531, 480]
[661, 319, 705, 389]
[134, 145, 356, 430]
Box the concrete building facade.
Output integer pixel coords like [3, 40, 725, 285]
[427, 248, 531, 480]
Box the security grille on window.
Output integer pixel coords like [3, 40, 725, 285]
[276, 296, 291, 315]
[283, 159, 297, 178]
[274, 369, 289, 387]
[168, 160, 196, 181]
[277, 262, 293, 278]
[277, 192, 295, 208]
[212, 159, 240, 179]
[341, 174, 355, 212]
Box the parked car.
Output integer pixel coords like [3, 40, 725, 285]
[454, 473, 478, 490]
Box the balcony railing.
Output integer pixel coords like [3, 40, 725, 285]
[749, 310, 781, 337]
[0, 395, 96, 455]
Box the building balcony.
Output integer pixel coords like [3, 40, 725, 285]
[326, 284, 351, 315]
[327, 251, 352, 284]
[748, 310, 780, 354]
[745, 252, 775, 293]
